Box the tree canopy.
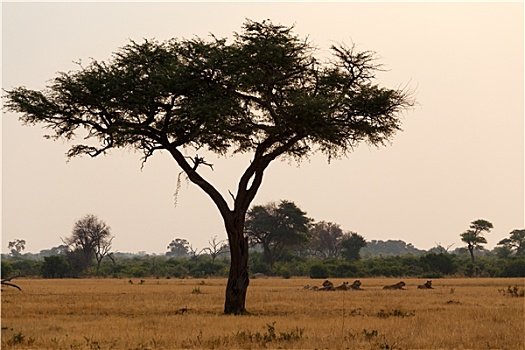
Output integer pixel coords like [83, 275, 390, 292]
[63, 214, 113, 274]
[340, 232, 367, 262]
[4, 19, 413, 314]
[166, 238, 191, 258]
[245, 200, 311, 268]
[460, 219, 493, 262]
[8, 239, 26, 257]
[498, 229, 525, 256]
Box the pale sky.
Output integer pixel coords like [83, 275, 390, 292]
[2, 1, 523, 255]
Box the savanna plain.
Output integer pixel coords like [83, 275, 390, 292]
[1, 277, 524, 349]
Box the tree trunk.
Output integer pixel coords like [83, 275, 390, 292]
[468, 243, 475, 263]
[224, 228, 250, 315]
[95, 258, 102, 275]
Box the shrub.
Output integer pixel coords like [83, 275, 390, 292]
[9, 259, 42, 277]
[309, 263, 328, 279]
[419, 253, 456, 276]
[1, 261, 13, 278]
[42, 256, 70, 278]
[499, 258, 525, 277]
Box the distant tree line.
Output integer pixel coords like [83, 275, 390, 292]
[2, 205, 524, 279]
[2, 248, 524, 280]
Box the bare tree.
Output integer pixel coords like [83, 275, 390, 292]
[188, 244, 201, 261]
[93, 232, 114, 274]
[202, 236, 229, 261]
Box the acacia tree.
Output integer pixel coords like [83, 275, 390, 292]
[497, 229, 525, 256]
[245, 200, 312, 268]
[4, 20, 412, 314]
[460, 219, 493, 262]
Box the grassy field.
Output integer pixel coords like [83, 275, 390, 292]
[1, 277, 524, 349]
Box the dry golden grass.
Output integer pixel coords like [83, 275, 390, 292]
[1, 277, 524, 349]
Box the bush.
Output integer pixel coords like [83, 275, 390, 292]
[499, 257, 525, 277]
[419, 253, 456, 276]
[249, 252, 271, 275]
[9, 259, 42, 277]
[274, 265, 291, 279]
[42, 255, 70, 278]
[333, 261, 358, 278]
[189, 259, 229, 277]
[169, 265, 190, 278]
[1, 261, 13, 278]
[309, 264, 328, 279]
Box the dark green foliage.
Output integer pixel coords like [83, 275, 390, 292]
[309, 263, 328, 279]
[498, 229, 525, 256]
[189, 259, 229, 277]
[340, 233, 367, 261]
[460, 219, 493, 263]
[42, 255, 70, 278]
[8, 259, 42, 277]
[354, 255, 421, 277]
[499, 257, 525, 277]
[361, 240, 426, 257]
[275, 257, 310, 277]
[334, 261, 359, 278]
[245, 200, 312, 269]
[1, 261, 13, 278]
[419, 253, 457, 276]
[3, 248, 525, 278]
[248, 251, 271, 275]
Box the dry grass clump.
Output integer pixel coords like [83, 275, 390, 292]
[2, 277, 524, 349]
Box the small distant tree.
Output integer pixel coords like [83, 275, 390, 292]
[340, 232, 367, 261]
[38, 245, 68, 257]
[497, 229, 525, 256]
[166, 238, 190, 257]
[187, 244, 201, 261]
[42, 255, 70, 278]
[63, 214, 113, 274]
[202, 236, 229, 261]
[493, 246, 513, 259]
[429, 242, 455, 254]
[309, 221, 345, 258]
[8, 239, 26, 257]
[245, 200, 311, 269]
[460, 219, 493, 263]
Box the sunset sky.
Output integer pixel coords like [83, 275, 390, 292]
[2, 1, 523, 254]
